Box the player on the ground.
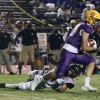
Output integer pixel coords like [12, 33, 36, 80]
[0, 64, 81, 93]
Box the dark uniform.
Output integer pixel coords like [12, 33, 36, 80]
[0, 32, 14, 74]
[48, 29, 64, 62]
[16, 24, 38, 74]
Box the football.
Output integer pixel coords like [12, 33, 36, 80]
[88, 39, 95, 47]
[88, 39, 97, 49]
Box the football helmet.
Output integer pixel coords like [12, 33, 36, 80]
[85, 10, 100, 25]
[70, 19, 77, 28]
[70, 19, 77, 24]
[65, 64, 82, 78]
[34, 58, 42, 69]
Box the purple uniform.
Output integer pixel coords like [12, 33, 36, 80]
[56, 22, 95, 78]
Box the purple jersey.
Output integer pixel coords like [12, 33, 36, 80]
[66, 22, 93, 48]
[56, 22, 95, 78]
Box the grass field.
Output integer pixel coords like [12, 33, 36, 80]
[0, 74, 100, 100]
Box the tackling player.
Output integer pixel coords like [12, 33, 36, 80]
[0, 64, 81, 93]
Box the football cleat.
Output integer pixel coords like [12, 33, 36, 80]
[82, 85, 97, 92]
[31, 75, 43, 91]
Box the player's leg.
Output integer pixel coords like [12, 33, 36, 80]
[0, 81, 31, 90]
[30, 69, 56, 91]
[15, 51, 21, 65]
[75, 53, 97, 91]
[17, 46, 28, 74]
[28, 45, 35, 70]
[2, 49, 14, 74]
[31, 49, 75, 91]
[0, 83, 18, 89]
[18, 81, 31, 89]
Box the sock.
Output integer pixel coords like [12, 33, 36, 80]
[84, 77, 90, 87]
[6, 84, 19, 88]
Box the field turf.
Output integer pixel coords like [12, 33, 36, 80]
[0, 74, 100, 100]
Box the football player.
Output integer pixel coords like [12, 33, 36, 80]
[30, 10, 100, 92]
[0, 64, 81, 93]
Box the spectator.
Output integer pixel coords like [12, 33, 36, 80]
[81, 1, 95, 20]
[95, 4, 100, 12]
[42, 0, 53, 4]
[57, 4, 66, 18]
[32, 6, 38, 16]
[46, 2, 55, 11]
[57, 4, 66, 24]
[47, 27, 64, 63]
[0, 24, 15, 74]
[3, 11, 15, 30]
[38, 1, 46, 8]
[14, 20, 24, 67]
[15, 21, 38, 74]
[30, 0, 40, 7]
[81, 4, 91, 20]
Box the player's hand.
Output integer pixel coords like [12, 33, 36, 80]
[88, 39, 97, 49]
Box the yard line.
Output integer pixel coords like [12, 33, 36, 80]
[0, 93, 57, 100]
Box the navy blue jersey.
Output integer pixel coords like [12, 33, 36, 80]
[16, 28, 38, 46]
[0, 32, 12, 49]
[48, 33, 64, 50]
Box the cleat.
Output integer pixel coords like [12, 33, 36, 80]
[82, 85, 97, 92]
[31, 75, 43, 91]
[9, 72, 15, 75]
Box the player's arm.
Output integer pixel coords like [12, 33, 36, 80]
[54, 82, 75, 93]
[59, 81, 75, 92]
[82, 30, 97, 51]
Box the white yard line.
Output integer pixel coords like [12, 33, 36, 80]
[0, 93, 57, 100]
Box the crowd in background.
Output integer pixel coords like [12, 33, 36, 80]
[0, 0, 100, 74]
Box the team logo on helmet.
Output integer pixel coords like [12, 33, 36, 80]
[65, 64, 82, 78]
[85, 10, 100, 25]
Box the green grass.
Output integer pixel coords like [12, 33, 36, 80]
[0, 74, 100, 100]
